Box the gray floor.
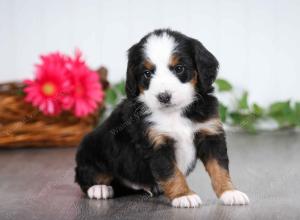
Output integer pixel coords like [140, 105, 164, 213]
[0, 132, 300, 220]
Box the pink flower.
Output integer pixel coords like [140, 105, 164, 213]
[24, 52, 71, 115]
[66, 50, 104, 117]
[23, 50, 104, 117]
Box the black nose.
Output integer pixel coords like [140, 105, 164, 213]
[157, 92, 172, 104]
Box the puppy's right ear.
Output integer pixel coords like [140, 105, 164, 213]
[125, 44, 141, 99]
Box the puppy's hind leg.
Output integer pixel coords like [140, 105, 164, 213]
[75, 165, 114, 200]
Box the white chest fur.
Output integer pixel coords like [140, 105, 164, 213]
[147, 111, 198, 176]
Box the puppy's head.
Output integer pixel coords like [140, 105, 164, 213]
[126, 29, 218, 111]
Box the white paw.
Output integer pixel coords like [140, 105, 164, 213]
[171, 194, 202, 208]
[87, 185, 114, 200]
[220, 190, 249, 205]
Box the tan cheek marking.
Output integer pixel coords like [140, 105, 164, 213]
[139, 85, 144, 94]
[147, 128, 169, 149]
[190, 72, 198, 87]
[196, 118, 223, 136]
[95, 174, 113, 185]
[159, 166, 192, 200]
[205, 159, 234, 197]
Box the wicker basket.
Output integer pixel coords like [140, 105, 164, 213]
[0, 67, 109, 148]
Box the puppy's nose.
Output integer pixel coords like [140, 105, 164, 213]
[157, 92, 172, 104]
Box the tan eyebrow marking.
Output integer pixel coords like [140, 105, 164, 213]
[169, 54, 180, 67]
[144, 59, 155, 70]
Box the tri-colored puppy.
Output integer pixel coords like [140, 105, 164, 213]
[75, 29, 249, 208]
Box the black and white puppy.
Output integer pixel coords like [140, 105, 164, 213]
[75, 29, 249, 208]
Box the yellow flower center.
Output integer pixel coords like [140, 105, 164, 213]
[42, 82, 56, 96]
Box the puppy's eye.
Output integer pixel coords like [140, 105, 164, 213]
[174, 65, 185, 74]
[144, 70, 153, 78]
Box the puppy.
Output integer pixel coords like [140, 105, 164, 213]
[75, 29, 249, 208]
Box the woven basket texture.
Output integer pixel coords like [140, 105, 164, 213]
[0, 67, 109, 148]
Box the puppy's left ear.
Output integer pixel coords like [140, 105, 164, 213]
[125, 44, 141, 99]
[192, 39, 219, 92]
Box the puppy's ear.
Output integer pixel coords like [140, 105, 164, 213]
[125, 44, 141, 99]
[192, 39, 219, 92]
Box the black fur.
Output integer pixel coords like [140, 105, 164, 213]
[75, 29, 229, 197]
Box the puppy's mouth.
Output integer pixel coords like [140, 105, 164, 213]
[159, 103, 177, 110]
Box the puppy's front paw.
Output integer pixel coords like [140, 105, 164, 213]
[220, 190, 249, 205]
[87, 185, 114, 200]
[171, 194, 202, 208]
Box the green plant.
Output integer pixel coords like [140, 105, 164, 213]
[104, 80, 126, 105]
[215, 79, 300, 132]
[104, 79, 300, 133]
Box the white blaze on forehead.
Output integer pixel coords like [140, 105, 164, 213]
[144, 33, 177, 66]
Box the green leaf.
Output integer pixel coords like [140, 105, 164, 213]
[294, 102, 300, 115]
[105, 88, 118, 105]
[215, 79, 233, 92]
[268, 101, 296, 127]
[243, 122, 257, 133]
[238, 92, 249, 110]
[293, 102, 300, 126]
[229, 112, 247, 126]
[114, 80, 126, 95]
[218, 102, 228, 122]
[269, 101, 290, 114]
[252, 103, 264, 117]
[230, 112, 256, 133]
